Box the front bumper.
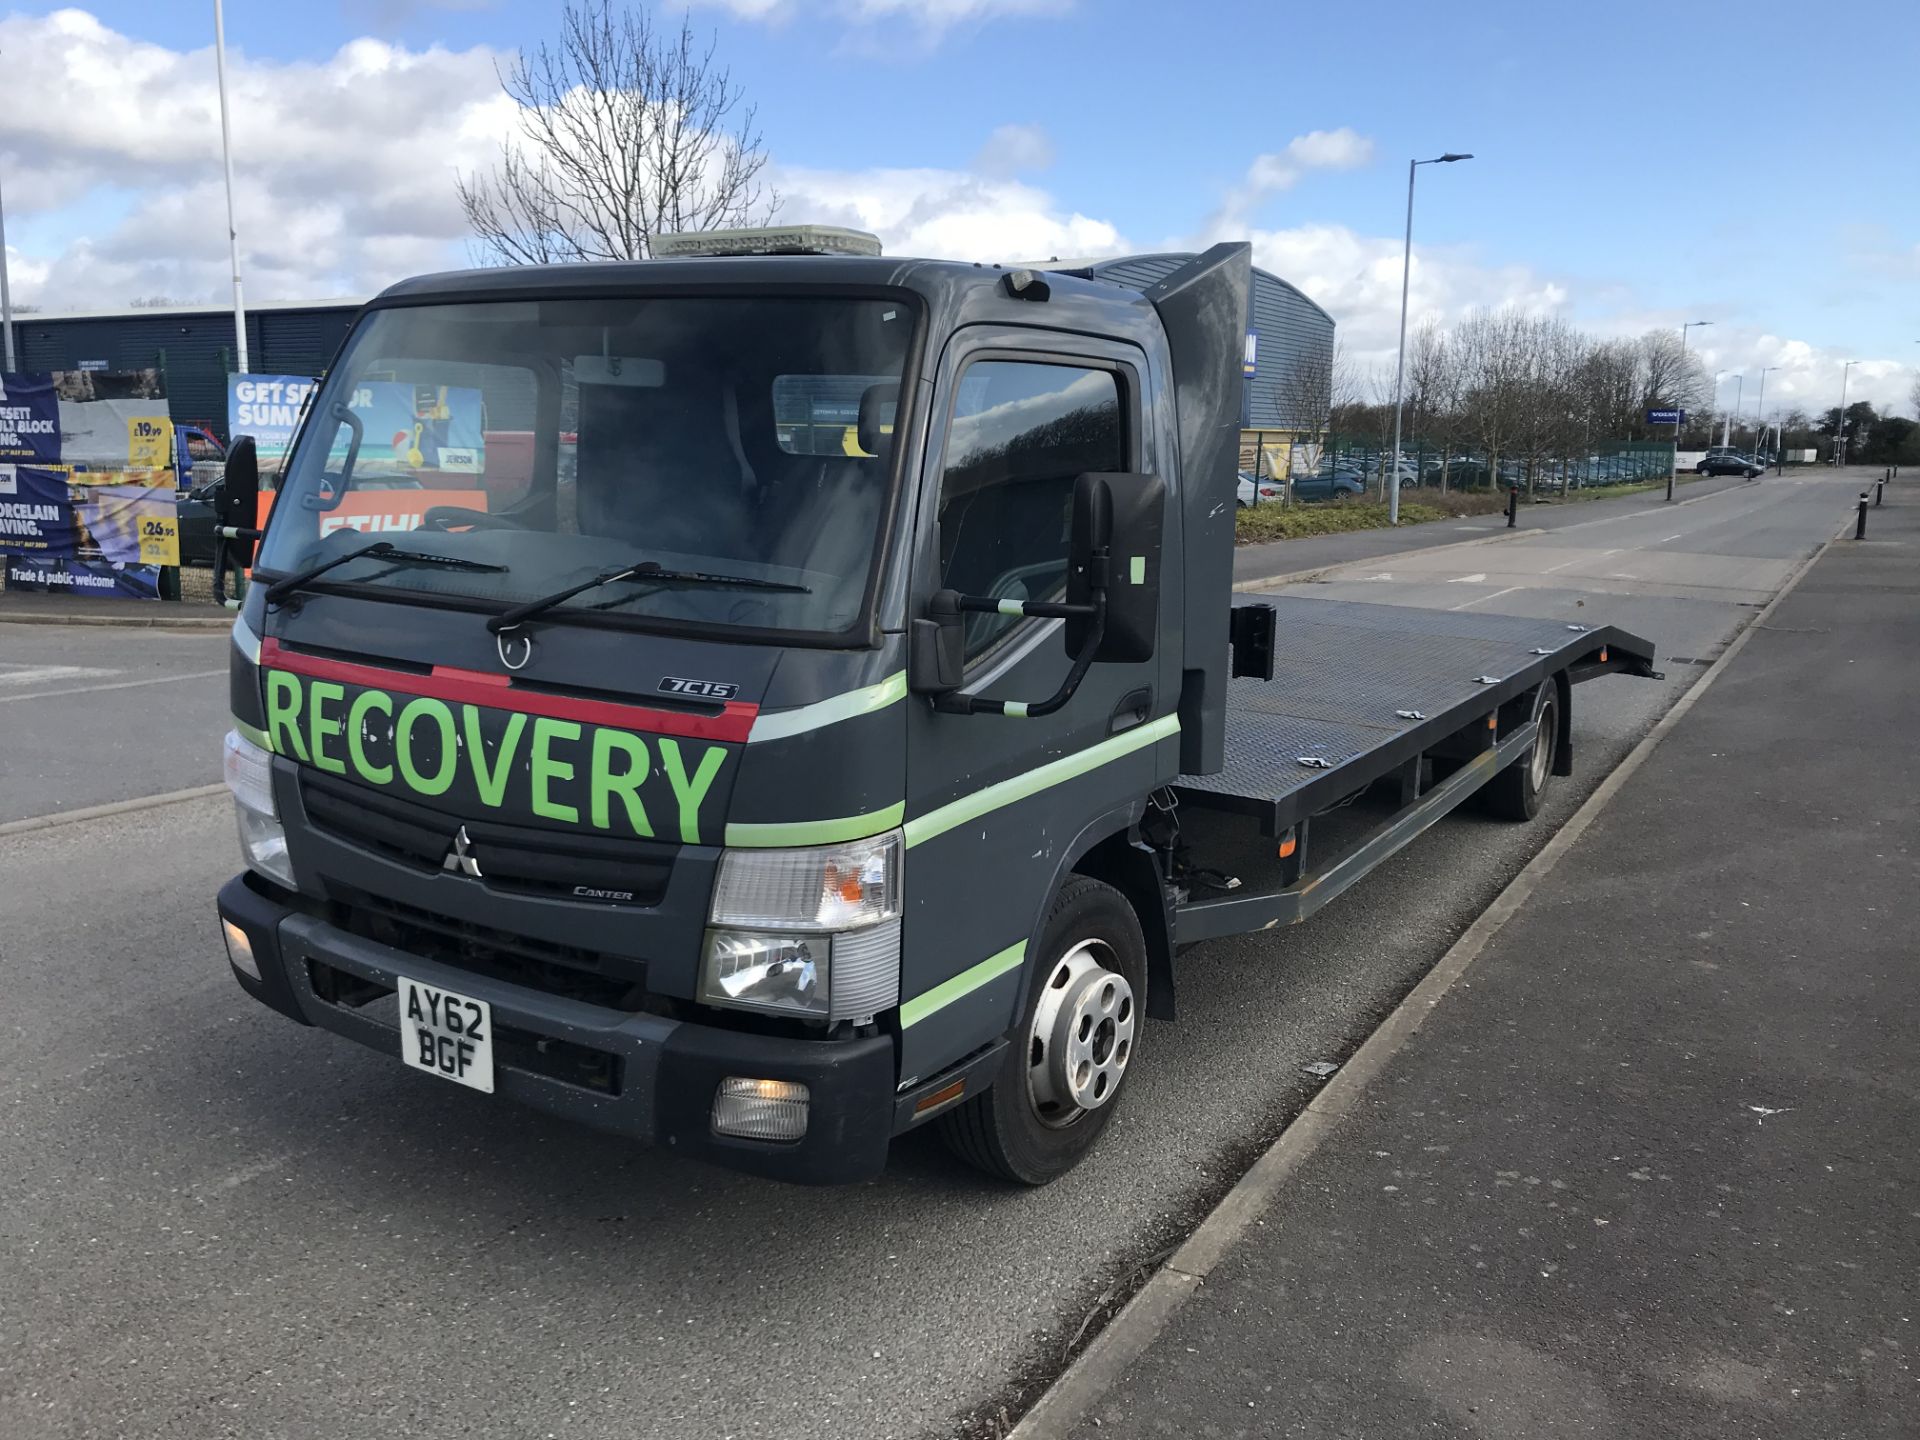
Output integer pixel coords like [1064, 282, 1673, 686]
[218, 872, 897, 1184]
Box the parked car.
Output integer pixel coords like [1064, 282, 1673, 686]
[1696, 452, 1764, 479]
[1236, 471, 1281, 507]
[1290, 469, 1367, 501]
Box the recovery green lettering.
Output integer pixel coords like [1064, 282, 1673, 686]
[658, 737, 727, 845]
[590, 728, 653, 836]
[530, 717, 582, 823]
[464, 705, 526, 809]
[263, 671, 309, 762]
[346, 689, 393, 785]
[307, 680, 347, 776]
[395, 697, 457, 796]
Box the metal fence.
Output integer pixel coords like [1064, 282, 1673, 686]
[1244, 436, 1679, 505]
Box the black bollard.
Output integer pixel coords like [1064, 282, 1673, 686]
[1856, 493, 1869, 539]
[1876, 480, 1885, 506]
[1505, 486, 1518, 528]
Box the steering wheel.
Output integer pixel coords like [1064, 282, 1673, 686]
[417, 506, 530, 532]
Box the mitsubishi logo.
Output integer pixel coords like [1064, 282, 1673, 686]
[444, 825, 484, 878]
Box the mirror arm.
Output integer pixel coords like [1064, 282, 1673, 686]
[932, 556, 1110, 719]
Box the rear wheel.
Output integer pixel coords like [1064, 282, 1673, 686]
[938, 876, 1147, 1185]
[1482, 680, 1559, 821]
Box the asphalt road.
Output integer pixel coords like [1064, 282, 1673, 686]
[0, 626, 230, 822]
[0, 471, 1863, 1440]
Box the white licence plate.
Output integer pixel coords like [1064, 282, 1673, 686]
[397, 976, 495, 1094]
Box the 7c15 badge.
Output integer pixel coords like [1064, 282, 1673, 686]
[658, 676, 739, 701]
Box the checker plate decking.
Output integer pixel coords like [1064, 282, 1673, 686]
[1174, 595, 1650, 829]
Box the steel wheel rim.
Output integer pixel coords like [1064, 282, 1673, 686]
[1026, 938, 1135, 1130]
[1530, 693, 1556, 791]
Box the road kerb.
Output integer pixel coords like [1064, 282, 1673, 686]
[0, 783, 229, 838]
[0, 611, 232, 631]
[1007, 519, 1845, 1440]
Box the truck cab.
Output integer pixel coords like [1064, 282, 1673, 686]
[217, 238, 1250, 1184]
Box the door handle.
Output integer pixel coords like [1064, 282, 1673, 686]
[1109, 687, 1152, 735]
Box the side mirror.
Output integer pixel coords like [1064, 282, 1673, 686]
[217, 436, 261, 568]
[1066, 472, 1164, 664]
[910, 472, 1166, 717]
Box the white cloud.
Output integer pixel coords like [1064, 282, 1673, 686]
[1, 13, 1906, 417]
[1209, 128, 1375, 236]
[0, 10, 513, 306]
[774, 160, 1124, 263]
[974, 123, 1054, 177]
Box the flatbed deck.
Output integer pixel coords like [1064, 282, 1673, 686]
[1175, 595, 1658, 836]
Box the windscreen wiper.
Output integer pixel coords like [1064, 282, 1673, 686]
[265, 540, 507, 607]
[487, 560, 810, 635]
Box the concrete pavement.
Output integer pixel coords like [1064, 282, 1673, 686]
[1047, 484, 1918, 1436]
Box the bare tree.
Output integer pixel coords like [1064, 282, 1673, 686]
[457, 0, 776, 263]
[129, 295, 179, 308]
[1407, 320, 1464, 490]
[1910, 374, 1920, 422]
[1271, 342, 1355, 499]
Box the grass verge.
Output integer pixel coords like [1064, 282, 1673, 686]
[1235, 491, 1504, 544]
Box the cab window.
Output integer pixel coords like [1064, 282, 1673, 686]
[936, 360, 1126, 658]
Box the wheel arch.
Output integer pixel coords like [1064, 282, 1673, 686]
[1017, 803, 1177, 1030]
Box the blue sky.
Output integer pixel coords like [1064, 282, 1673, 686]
[1, 0, 1916, 413]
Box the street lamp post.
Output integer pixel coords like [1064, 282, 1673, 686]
[1713, 370, 1729, 446]
[0, 167, 15, 372]
[1670, 320, 1711, 500]
[214, 0, 250, 374]
[1835, 360, 1859, 466]
[1388, 151, 1473, 525]
[1753, 366, 1778, 453]
[1723, 374, 1743, 447]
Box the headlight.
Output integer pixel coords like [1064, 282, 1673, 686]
[701, 830, 902, 1022]
[223, 729, 296, 889]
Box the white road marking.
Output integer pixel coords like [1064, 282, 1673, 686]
[1447, 585, 1524, 611]
[1542, 556, 1585, 574]
[1364, 572, 1394, 581]
[1447, 573, 1487, 584]
[0, 665, 113, 687]
[0, 668, 227, 704]
[1660, 534, 1684, 543]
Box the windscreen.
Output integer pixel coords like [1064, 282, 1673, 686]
[254, 295, 915, 639]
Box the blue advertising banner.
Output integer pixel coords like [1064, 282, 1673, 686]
[4, 554, 161, 599]
[229, 374, 319, 465]
[0, 464, 78, 556]
[1647, 407, 1684, 426]
[0, 372, 63, 463]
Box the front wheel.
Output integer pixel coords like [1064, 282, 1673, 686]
[1482, 680, 1559, 822]
[938, 876, 1147, 1185]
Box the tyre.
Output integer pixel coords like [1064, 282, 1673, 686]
[938, 876, 1147, 1185]
[1482, 680, 1559, 822]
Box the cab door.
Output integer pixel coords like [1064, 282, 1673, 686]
[894, 327, 1178, 1085]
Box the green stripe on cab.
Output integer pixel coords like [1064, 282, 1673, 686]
[900, 941, 1025, 1028]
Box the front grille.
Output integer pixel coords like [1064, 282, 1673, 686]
[331, 888, 646, 1011]
[301, 771, 674, 906]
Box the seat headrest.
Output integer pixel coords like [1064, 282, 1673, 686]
[857, 382, 900, 459]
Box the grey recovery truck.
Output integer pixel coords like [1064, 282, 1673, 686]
[213, 234, 1656, 1185]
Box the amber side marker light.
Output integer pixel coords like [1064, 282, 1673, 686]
[1600, 646, 1609, 663]
[914, 1078, 967, 1118]
[1277, 833, 1298, 860]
